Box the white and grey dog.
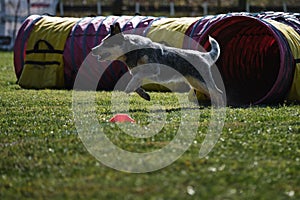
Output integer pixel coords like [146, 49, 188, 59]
[92, 23, 223, 103]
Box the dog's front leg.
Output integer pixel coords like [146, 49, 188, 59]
[135, 87, 151, 101]
[125, 64, 160, 93]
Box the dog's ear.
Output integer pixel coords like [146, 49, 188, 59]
[111, 22, 122, 35]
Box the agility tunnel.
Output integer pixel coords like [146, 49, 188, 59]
[14, 12, 300, 106]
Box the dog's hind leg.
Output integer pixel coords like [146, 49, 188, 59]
[186, 72, 223, 105]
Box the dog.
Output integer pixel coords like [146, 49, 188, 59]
[92, 23, 223, 103]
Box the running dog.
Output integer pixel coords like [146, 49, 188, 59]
[92, 23, 223, 103]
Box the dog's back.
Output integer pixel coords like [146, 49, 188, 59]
[123, 35, 220, 84]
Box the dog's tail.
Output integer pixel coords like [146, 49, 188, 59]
[207, 36, 220, 65]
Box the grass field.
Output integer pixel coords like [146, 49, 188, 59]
[0, 51, 299, 199]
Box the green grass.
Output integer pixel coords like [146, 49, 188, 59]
[0, 51, 299, 199]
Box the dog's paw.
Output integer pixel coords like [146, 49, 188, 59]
[142, 92, 151, 101]
[135, 87, 150, 101]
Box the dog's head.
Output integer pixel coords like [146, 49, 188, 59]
[92, 23, 126, 61]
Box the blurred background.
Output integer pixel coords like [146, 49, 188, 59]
[62, 0, 300, 17]
[0, 0, 299, 49]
